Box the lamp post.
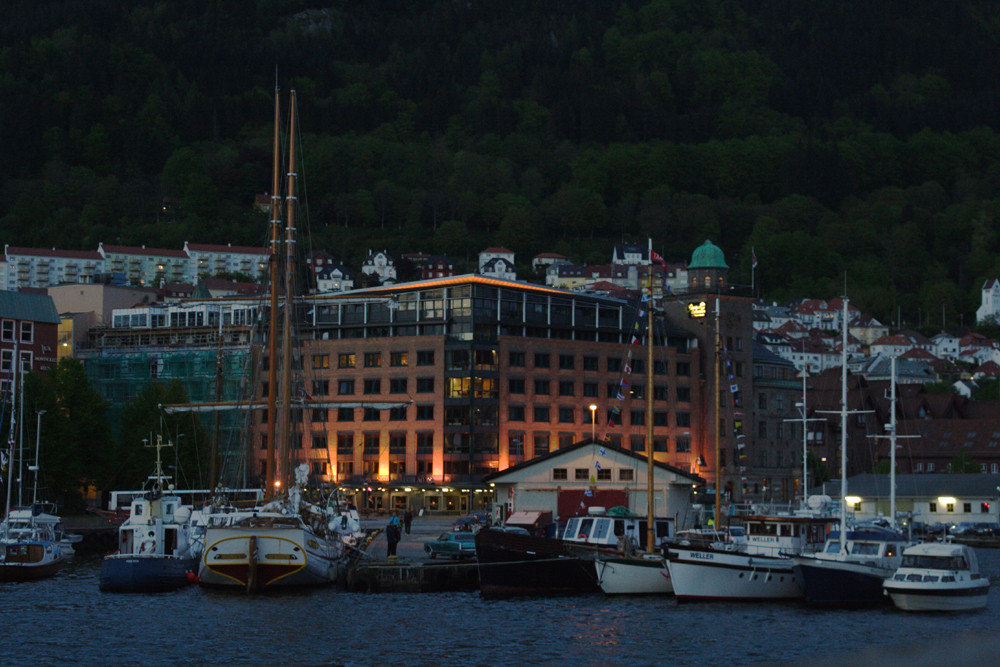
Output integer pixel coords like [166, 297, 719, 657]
[589, 404, 597, 442]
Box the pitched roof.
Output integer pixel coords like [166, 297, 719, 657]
[0, 291, 60, 324]
[184, 242, 267, 255]
[4, 246, 103, 260]
[99, 244, 187, 258]
[815, 473, 1000, 499]
[482, 439, 702, 484]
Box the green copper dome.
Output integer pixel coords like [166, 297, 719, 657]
[688, 240, 728, 269]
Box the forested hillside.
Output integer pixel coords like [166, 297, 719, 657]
[3, 1, 1000, 330]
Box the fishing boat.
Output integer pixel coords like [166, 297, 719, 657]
[0, 384, 68, 581]
[475, 504, 673, 598]
[100, 435, 208, 592]
[197, 87, 346, 591]
[595, 240, 673, 595]
[883, 542, 990, 611]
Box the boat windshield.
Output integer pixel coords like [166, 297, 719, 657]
[902, 555, 967, 570]
[850, 542, 880, 556]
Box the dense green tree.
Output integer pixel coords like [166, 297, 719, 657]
[18, 359, 110, 513]
[111, 381, 210, 493]
[948, 453, 983, 474]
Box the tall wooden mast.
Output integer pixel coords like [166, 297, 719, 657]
[277, 90, 298, 491]
[264, 85, 281, 497]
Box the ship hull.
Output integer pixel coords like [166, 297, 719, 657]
[199, 527, 338, 590]
[100, 555, 200, 592]
[666, 545, 801, 601]
[474, 529, 599, 598]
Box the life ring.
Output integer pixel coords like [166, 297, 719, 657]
[578, 533, 588, 540]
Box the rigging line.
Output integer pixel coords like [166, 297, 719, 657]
[602, 296, 651, 437]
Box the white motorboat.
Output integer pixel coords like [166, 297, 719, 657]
[883, 542, 990, 611]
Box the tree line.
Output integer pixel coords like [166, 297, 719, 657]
[2, 1, 1000, 331]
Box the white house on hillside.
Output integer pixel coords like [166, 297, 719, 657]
[977, 278, 1000, 324]
[361, 250, 396, 284]
[479, 247, 515, 273]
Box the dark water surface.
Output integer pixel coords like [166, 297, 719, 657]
[4, 551, 1000, 666]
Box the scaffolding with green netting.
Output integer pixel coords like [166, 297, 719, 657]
[84, 349, 255, 483]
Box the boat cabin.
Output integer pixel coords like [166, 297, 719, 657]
[119, 494, 194, 557]
[561, 508, 674, 548]
[741, 514, 835, 557]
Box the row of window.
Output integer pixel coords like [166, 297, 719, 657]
[295, 431, 694, 456]
[915, 462, 1000, 473]
[309, 349, 707, 377]
[927, 501, 993, 513]
[302, 375, 694, 403]
[0, 320, 33, 344]
[509, 351, 694, 376]
[508, 379, 691, 401]
[312, 350, 435, 369]
[295, 403, 694, 428]
[552, 467, 634, 482]
[307, 377, 436, 396]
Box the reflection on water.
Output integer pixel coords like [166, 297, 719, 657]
[3, 551, 1000, 666]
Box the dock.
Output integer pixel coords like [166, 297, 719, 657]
[62, 514, 119, 554]
[346, 515, 480, 593]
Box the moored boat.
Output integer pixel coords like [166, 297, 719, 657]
[476, 506, 673, 598]
[883, 542, 990, 612]
[197, 88, 348, 591]
[100, 435, 208, 592]
[792, 523, 908, 606]
[0, 505, 68, 581]
[0, 384, 67, 581]
[199, 494, 343, 590]
[666, 505, 836, 601]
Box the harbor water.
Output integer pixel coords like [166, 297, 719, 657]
[3, 548, 1000, 666]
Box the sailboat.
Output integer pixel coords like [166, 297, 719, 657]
[792, 323, 909, 607]
[0, 359, 68, 581]
[100, 435, 208, 592]
[595, 240, 673, 595]
[197, 88, 346, 591]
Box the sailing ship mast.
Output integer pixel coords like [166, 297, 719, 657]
[277, 90, 299, 493]
[645, 239, 655, 553]
[264, 85, 282, 497]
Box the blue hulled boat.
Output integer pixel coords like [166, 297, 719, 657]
[792, 523, 909, 606]
[100, 436, 206, 592]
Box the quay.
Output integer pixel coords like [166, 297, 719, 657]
[62, 514, 118, 554]
[346, 514, 479, 593]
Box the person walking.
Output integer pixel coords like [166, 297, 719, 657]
[403, 509, 413, 535]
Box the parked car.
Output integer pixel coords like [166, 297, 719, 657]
[948, 521, 979, 536]
[424, 532, 477, 559]
[452, 516, 484, 533]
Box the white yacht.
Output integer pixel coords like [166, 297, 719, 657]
[883, 542, 990, 611]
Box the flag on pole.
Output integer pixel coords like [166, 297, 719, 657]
[752, 247, 758, 268]
[650, 250, 667, 267]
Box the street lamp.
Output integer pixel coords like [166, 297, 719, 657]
[589, 404, 597, 441]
